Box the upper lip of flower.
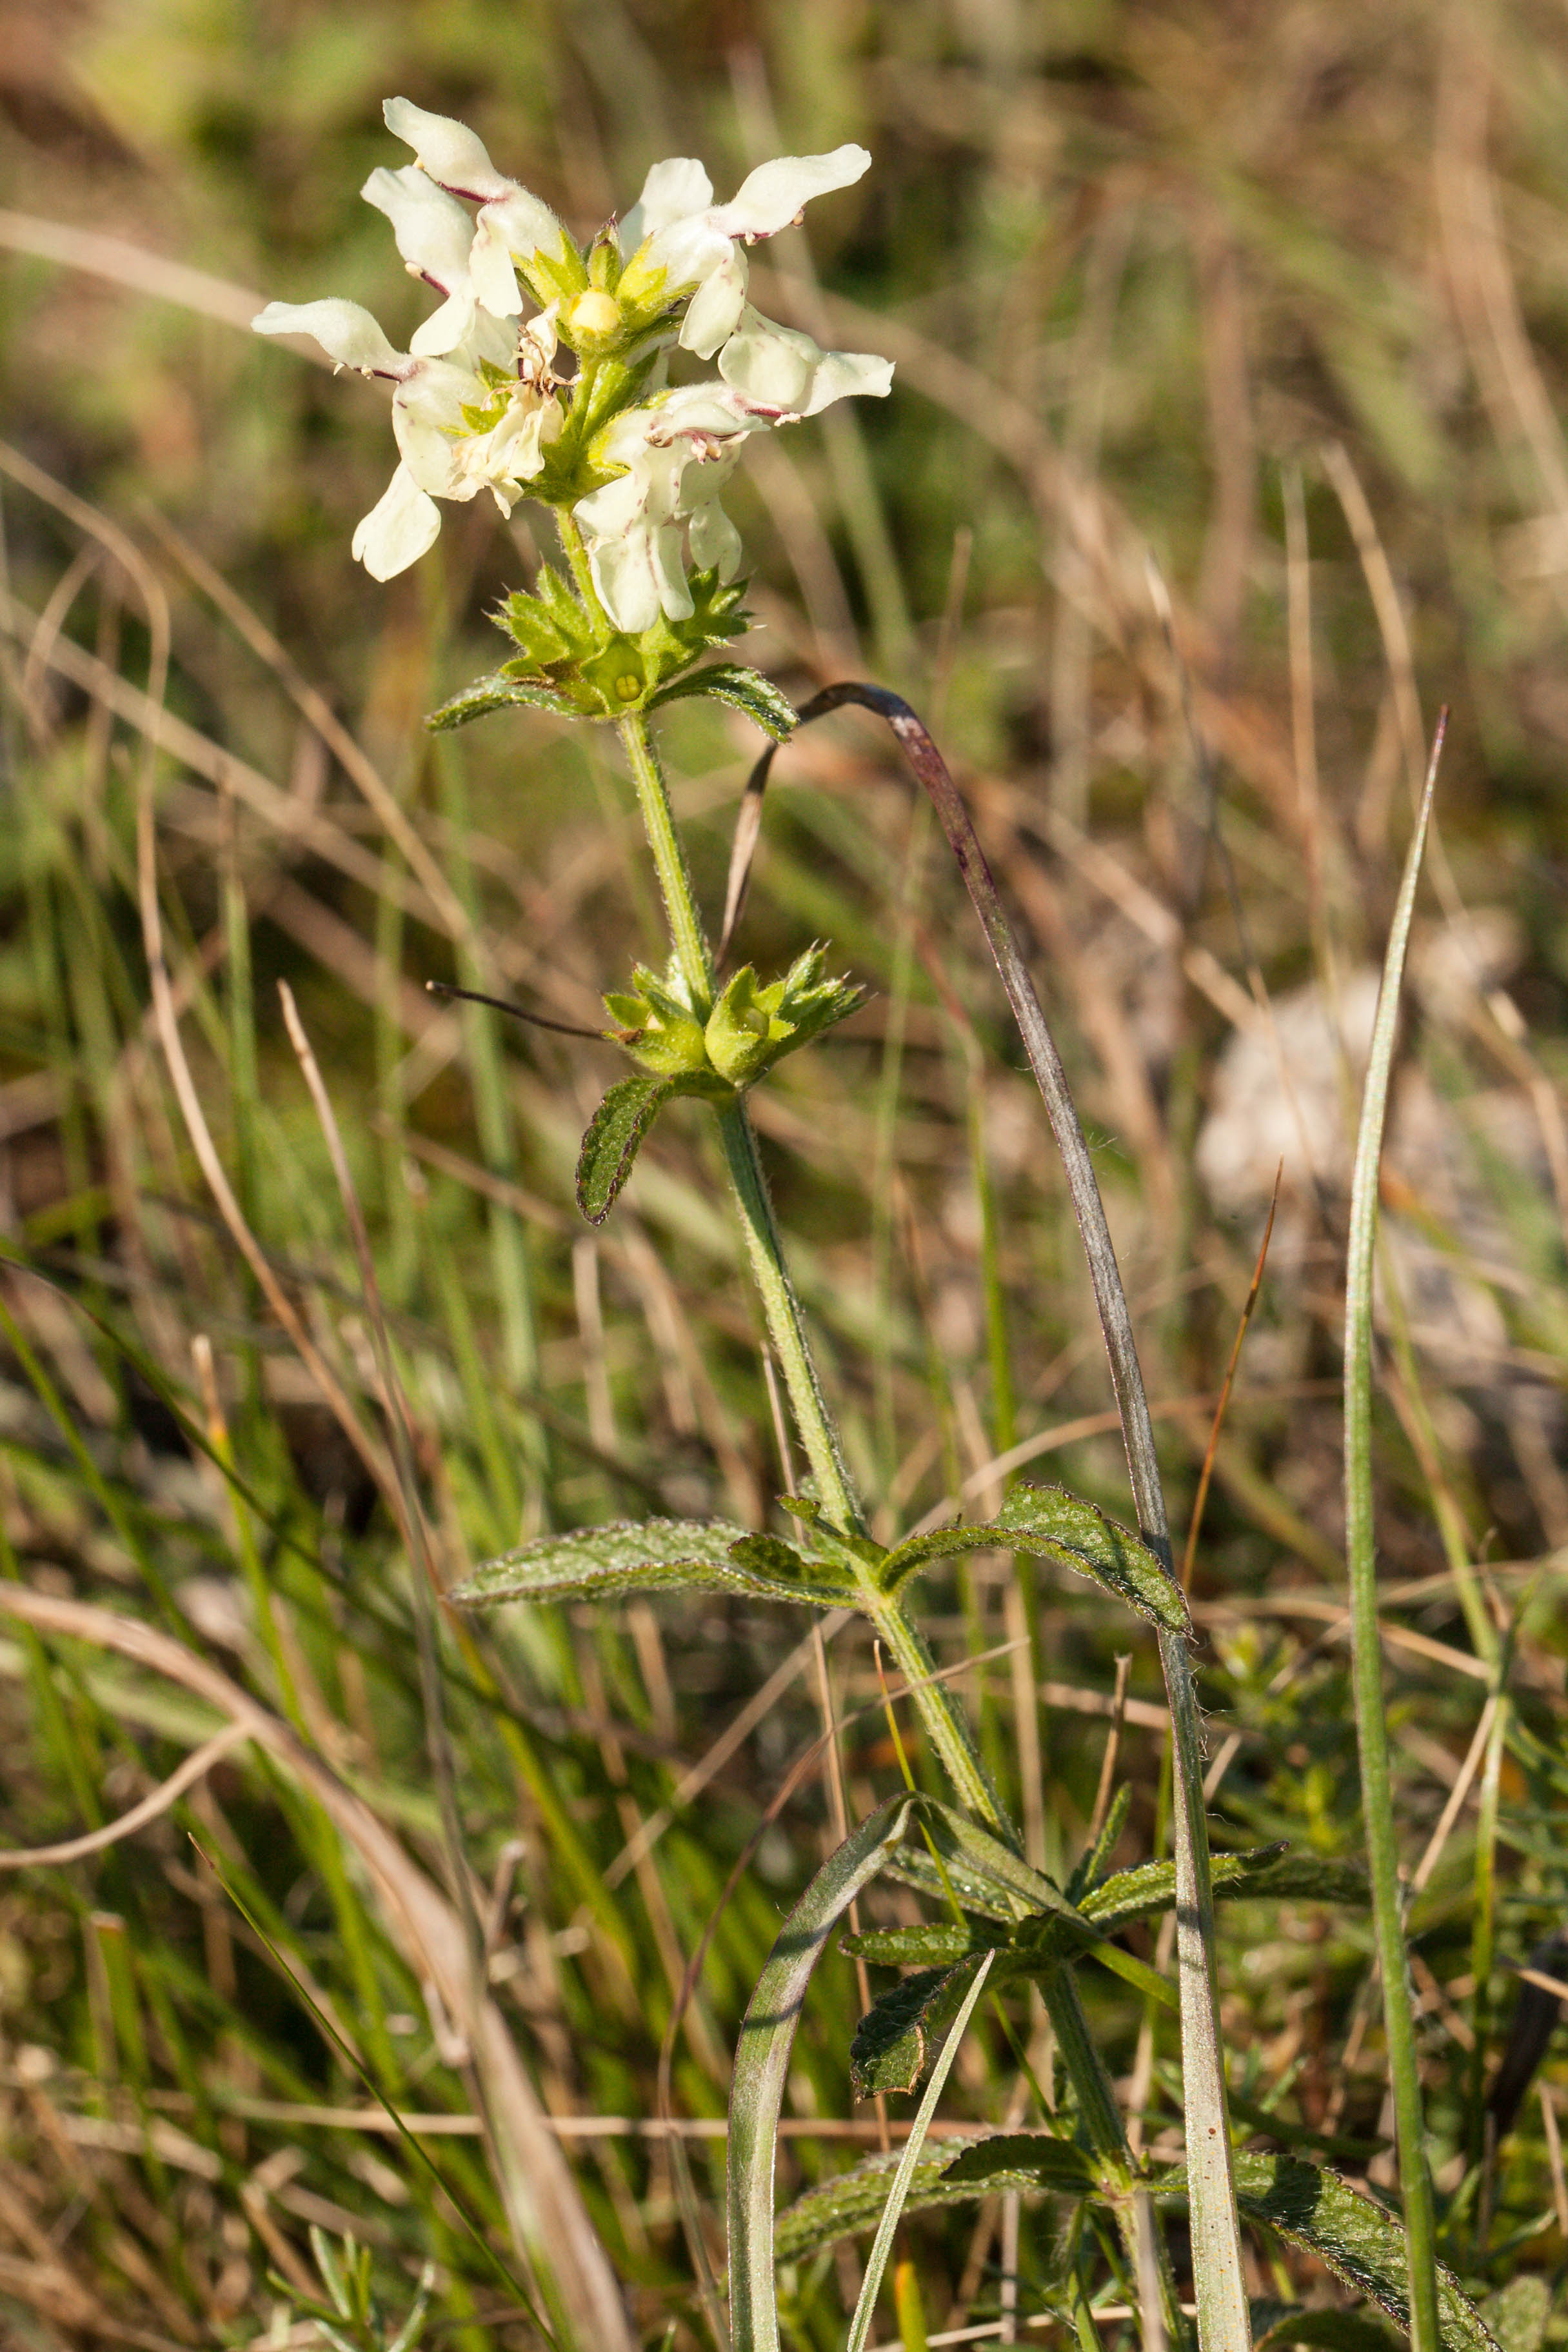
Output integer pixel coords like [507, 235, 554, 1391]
[615, 143, 873, 359]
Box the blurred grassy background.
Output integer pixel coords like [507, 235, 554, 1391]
[4, 0, 1568, 2346]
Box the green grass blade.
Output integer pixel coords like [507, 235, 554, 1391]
[1343, 715, 1445, 2352]
[727, 1791, 922, 2352]
[844, 1947, 995, 2352]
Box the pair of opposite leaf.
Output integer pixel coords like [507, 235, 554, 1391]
[776, 2138, 1502, 2352]
[842, 1787, 1368, 2100]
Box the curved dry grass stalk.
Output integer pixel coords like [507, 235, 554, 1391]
[0, 1584, 635, 2352]
[0, 1726, 248, 1868]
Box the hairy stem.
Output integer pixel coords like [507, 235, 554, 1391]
[620, 703, 1176, 2344]
[617, 710, 714, 1017]
[617, 710, 1009, 1835]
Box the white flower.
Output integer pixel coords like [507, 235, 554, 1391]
[254, 101, 896, 617]
[571, 310, 891, 632]
[717, 306, 893, 417]
[575, 387, 756, 632]
[252, 297, 562, 579]
[382, 96, 579, 321]
[617, 145, 871, 359]
[361, 164, 484, 357]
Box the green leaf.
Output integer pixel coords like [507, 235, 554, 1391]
[1478, 2281, 1548, 2352]
[777, 1494, 888, 1574]
[879, 1840, 1041, 1926]
[1073, 1844, 1365, 1940]
[1067, 1782, 1131, 1902]
[775, 2144, 1498, 2350]
[924, 1802, 1084, 1928]
[426, 671, 584, 732]
[840, 1922, 994, 1967]
[450, 1518, 856, 1610]
[774, 2133, 1097, 2266]
[724, 1532, 857, 1606]
[576, 1075, 677, 1224]
[849, 1957, 987, 2100]
[452, 1517, 746, 1607]
[845, 1948, 997, 2352]
[881, 1482, 1189, 1635]
[650, 663, 799, 741]
[496, 564, 597, 667]
[1253, 2302, 1398, 2352]
[1227, 1852, 1373, 1907]
[1155, 2154, 1502, 2352]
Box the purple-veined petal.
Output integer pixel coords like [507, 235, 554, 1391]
[361, 166, 475, 298]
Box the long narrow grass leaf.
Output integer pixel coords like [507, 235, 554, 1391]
[1343, 715, 1445, 2352]
[844, 1948, 995, 2352]
[727, 1792, 922, 2352]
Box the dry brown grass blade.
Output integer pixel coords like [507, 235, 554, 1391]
[135, 741, 397, 1511]
[0, 1585, 636, 2352]
[142, 511, 473, 942]
[0, 1727, 247, 1868]
[0, 583, 441, 925]
[1180, 1170, 1280, 1589]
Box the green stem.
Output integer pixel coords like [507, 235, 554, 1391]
[616, 699, 1180, 2348]
[616, 710, 714, 1016]
[556, 505, 604, 624]
[615, 709, 1009, 1836]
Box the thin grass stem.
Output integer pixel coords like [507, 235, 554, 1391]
[1343, 715, 1445, 2352]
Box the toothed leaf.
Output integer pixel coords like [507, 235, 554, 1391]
[450, 1515, 860, 1610]
[840, 1921, 998, 1967]
[650, 663, 798, 741]
[451, 1517, 749, 1607]
[774, 2132, 1098, 2264]
[1251, 2309, 1398, 2352]
[882, 1482, 1189, 1635]
[426, 671, 584, 731]
[1155, 2154, 1502, 2352]
[576, 1075, 677, 1224]
[849, 1954, 987, 2100]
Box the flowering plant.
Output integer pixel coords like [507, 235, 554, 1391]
[255, 97, 889, 719]
[250, 100, 1278, 2352]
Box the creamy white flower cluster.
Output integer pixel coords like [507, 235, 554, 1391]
[253, 99, 892, 632]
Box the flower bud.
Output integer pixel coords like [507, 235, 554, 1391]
[565, 289, 624, 353]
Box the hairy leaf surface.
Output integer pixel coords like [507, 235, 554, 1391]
[1157, 2155, 1500, 2351]
[849, 1957, 985, 2100]
[775, 2133, 1098, 2264]
[649, 663, 798, 741]
[882, 1482, 1189, 1633]
[576, 1075, 677, 1223]
[426, 671, 583, 731]
[452, 1517, 855, 1609]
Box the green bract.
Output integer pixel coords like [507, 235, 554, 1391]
[606, 948, 862, 1090]
[426, 564, 780, 728]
